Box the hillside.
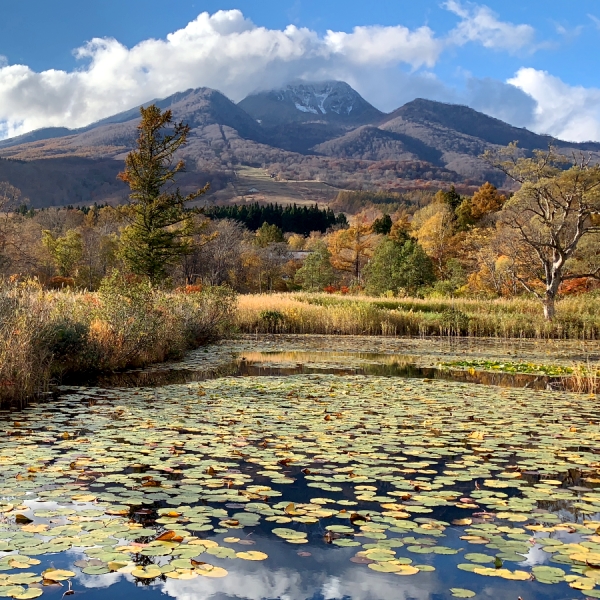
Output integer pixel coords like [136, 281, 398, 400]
[1, 82, 599, 208]
[238, 81, 384, 128]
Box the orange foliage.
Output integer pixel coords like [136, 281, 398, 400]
[176, 284, 203, 294]
[470, 182, 506, 220]
[560, 278, 600, 295]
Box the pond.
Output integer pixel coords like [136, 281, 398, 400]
[1, 336, 600, 600]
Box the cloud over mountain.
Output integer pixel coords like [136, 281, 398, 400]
[509, 68, 600, 142]
[0, 4, 599, 143]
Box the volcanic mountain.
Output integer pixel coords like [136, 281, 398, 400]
[1, 82, 599, 207]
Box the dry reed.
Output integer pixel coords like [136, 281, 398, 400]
[236, 293, 600, 339]
[0, 278, 235, 406]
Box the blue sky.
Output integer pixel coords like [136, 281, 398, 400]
[1, 0, 600, 141]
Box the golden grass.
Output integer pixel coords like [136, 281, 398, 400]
[236, 292, 600, 339]
[0, 279, 235, 406]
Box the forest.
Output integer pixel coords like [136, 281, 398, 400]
[2, 172, 598, 313]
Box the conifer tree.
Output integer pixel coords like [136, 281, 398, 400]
[118, 105, 208, 283]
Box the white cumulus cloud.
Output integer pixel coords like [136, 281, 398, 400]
[508, 67, 600, 142]
[444, 0, 536, 52]
[0, 9, 443, 138]
[1, 5, 599, 143]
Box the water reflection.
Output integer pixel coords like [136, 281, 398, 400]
[64, 350, 565, 392]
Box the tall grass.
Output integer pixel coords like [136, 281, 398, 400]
[0, 277, 236, 406]
[237, 292, 600, 339]
[569, 361, 600, 394]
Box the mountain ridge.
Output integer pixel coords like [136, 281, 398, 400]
[238, 81, 384, 128]
[2, 81, 599, 207]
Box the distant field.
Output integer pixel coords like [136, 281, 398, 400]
[210, 166, 341, 207]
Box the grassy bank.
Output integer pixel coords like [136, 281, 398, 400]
[237, 293, 600, 339]
[0, 276, 235, 406]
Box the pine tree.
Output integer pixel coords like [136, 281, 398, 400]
[372, 214, 393, 235]
[118, 105, 208, 283]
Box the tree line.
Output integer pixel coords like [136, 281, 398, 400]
[0, 105, 598, 320]
[205, 202, 347, 235]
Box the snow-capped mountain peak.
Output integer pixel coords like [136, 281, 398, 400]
[278, 81, 358, 116]
[238, 80, 384, 128]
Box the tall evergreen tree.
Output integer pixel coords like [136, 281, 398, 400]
[118, 105, 208, 283]
[372, 214, 393, 235]
[205, 202, 342, 235]
[436, 185, 462, 211]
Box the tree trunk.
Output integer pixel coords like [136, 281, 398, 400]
[543, 295, 556, 321]
[543, 268, 562, 321]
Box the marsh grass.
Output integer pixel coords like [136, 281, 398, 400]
[569, 361, 600, 394]
[237, 293, 600, 339]
[0, 278, 236, 406]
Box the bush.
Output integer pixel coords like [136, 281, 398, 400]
[167, 285, 237, 346]
[0, 279, 54, 405]
[259, 310, 285, 333]
[42, 320, 90, 362]
[0, 275, 236, 406]
[91, 272, 163, 369]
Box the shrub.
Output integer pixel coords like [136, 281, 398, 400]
[439, 308, 471, 335]
[0, 279, 53, 405]
[259, 310, 285, 333]
[0, 275, 236, 406]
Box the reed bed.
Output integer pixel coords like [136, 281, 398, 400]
[236, 293, 600, 339]
[0, 278, 235, 406]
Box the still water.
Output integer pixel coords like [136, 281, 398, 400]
[0, 344, 599, 600]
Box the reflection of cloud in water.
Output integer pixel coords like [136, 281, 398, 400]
[321, 569, 435, 600]
[62, 549, 126, 589]
[162, 564, 440, 600]
[77, 572, 124, 589]
[521, 544, 548, 567]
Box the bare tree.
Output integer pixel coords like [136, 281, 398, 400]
[0, 182, 24, 269]
[484, 144, 600, 319]
[193, 219, 245, 286]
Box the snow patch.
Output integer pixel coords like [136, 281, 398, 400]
[314, 91, 331, 114]
[295, 103, 318, 114]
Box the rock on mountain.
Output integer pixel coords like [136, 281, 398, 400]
[238, 81, 384, 128]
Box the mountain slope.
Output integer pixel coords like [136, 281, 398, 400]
[313, 126, 444, 164]
[0, 88, 268, 156]
[378, 98, 600, 183]
[381, 99, 600, 152]
[2, 85, 600, 207]
[239, 81, 384, 128]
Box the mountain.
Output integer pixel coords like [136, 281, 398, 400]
[313, 126, 444, 164]
[380, 99, 600, 152]
[0, 87, 267, 156]
[2, 83, 600, 208]
[377, 98, 600, 184]
[238, 81, 384, 128]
